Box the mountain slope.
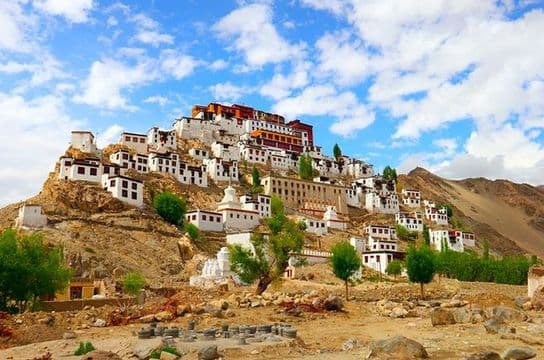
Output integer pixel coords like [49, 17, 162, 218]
[400, 168, 544, 256]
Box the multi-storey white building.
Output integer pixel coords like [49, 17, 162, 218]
[240, 144, 268, 165]
[365, 192, 400, 214]
[364, 225, 397, 241]
[71, 131, 98, 154]
[102, 174, 143, 207]
[205, 158, 239, 182]
[109, 150, 149, 173]
[423, 200, 449, 225]
[58, 157, 102, 182]
[402, 189, 421, 208]
[345, 158, 374, 178]
[15, 204, 47, 229]
[173, 117, 217, 142]
[396, 211, 424, 232]
[148, 152, 179, 177]
[217, 185, 259, 231]
[304, 217, 328, 236]
[188, 148, 209, 161]
[239, 194, 271, 218]
[350, 237, 365, 253]
[323, 206, 348, 230]
[185, 210, 224, 232]
[147, 127, 176, 153]
[211, 142, 240, 162]
[179, 163, 208, 187]
[429, 229, 465, 252]
[269, 150, 298, 172]
[119, 132, 148, 154]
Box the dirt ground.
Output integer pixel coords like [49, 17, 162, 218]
[0, 278, 542, 360]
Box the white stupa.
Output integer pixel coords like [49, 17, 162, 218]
[217, 184, 241, 211]
[190, 247, 241, 288]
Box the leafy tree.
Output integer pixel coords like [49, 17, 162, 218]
[330, 241, 361, 300]
[184, 223, 201, 242]
[0, 229, 71, 312]
[437, 203, 453, 218]
[74, 342, 95, 356]
[333, 143, 342, 160]
[395, 224, 417, 241]
[405, 245, 436, 298]
[297, 220, 307, 231]
[386, 260, 404, 279]
[251, 166, 262, 193]
[382, 166, 397, 181]
[229, 196, 304, 294]
[122, 271, 146, 296]
[298, 154, 314, 180]
[153, 192, 187, 226]
[482, 239, 490, 260]
[422, 224, 431, 246]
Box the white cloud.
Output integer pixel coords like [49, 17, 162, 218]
[0, 1, 35, 52]
[143, 95, 168, 106]
[208, 59, 229, 71]
[73, 58, 157, 111]
[210, 82, 250, 102]
[0, 93, 81, 206]
[433, 138, 457, 156]
[33, 0, 95, 23]
[97, 124, 124, 148]
[130, 13, 173, 47]
[300, 0, 346, 16]
[260, 61, 311, 100]
[213, 3, 305, 68]
[106, 16, 118, 27]
[315, 31, 369, 86]
[273, 85, 374, 136]
[160, 50, 200, 79]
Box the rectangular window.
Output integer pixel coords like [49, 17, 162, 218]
[202, 215, 207, 221]
[110, 180, 115, 187]
[122, 180, 128, 188]
[131, 192, 137, 200]
[122, 190, 128, 198]
[90, 168, 97, 176]
[132, 183, 137, 190]
[77, 167, 85, 175]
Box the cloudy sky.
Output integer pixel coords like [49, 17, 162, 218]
[1, 0, 544, 206]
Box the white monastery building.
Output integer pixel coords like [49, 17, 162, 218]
[71, 131, 98, 154]
[401, 189, 421, 208]
[15, 204, 47, 229]
[102, 174, 143, 207]
[185, 210, 224, 232]
[217, 185, 259, 231]
[147, 127, 176, 153]
[205, 158, 239, 182]
[396, 211, 424, 232]
[119, 132, 148, 154]
[424, 200, 449, 225]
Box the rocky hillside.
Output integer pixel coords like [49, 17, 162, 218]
[0, 171, 239, 288]
[399, 168, 544, 256]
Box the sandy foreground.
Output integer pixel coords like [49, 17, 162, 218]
[1, 278, 543, 359]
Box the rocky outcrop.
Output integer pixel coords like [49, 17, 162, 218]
[366, 335, 428, 359]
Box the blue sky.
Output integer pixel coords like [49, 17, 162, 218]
[1, 0, 544, 206]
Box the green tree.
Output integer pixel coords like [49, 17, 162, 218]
[251, 166, 262, 193]
[386, 260, 404, 279]
[422, 224, 431, 245]
[405, 245, 436, 298]
[298, 154, 314, 180]
[229, 197, 304, 294]
[122, 271, 146, 296]
[330, 241, 361, 300]
[382, 166, 398, 181]
[153, 192, 187, 226]
[482, 239, 490, 260]
[0, 229, 71, 312]
[333, 143, 342, 160]
[437, 203, 453, 218]
[395, 224, 417, 241]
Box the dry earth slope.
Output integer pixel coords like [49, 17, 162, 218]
[399, 167, 544, 256]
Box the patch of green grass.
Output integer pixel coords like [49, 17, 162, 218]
[74, 341, 95, 356]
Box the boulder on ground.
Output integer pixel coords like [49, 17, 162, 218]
[154, 311, 174, 322]
[464, 351, 502, 360]
[159, 351, 179, 360]
[488, 306, 527, 323]
[132, 338, 162, 360]
[431, 308, 456, 326]
[92, 318, 107, 327]
[366, 335, 428, 359]
[502, 346, 536, 360]
[453, 307, 471, 324]
[390, 307, 408, 319]
[62, 331, 77, 339]
[484, 317, 515, 335]
[342, 337, 361, 351]
[531, 285, 544, 310]
[198, 345, 219, 360]
[323, 295, 343, 311]
[82, 350, 122, 360]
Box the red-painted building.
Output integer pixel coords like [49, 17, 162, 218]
[287, 119, 314, 147]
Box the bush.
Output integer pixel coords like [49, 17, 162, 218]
[153, 192, 187, 226]
[395, 224, 417, 241]
[297, 220, 307, 231]
[150, 345, 181, 359]
[330, 241, 362, 300]
[184, 223, 201, 241]
[0, 229, 71, 312]
[382, 166, 397, 181]
[386, 260, 404, 278]
[74, 342, 95, 356]
[122, 271, 146, 296]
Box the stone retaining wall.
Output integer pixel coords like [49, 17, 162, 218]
[40, 297, 135, 312]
